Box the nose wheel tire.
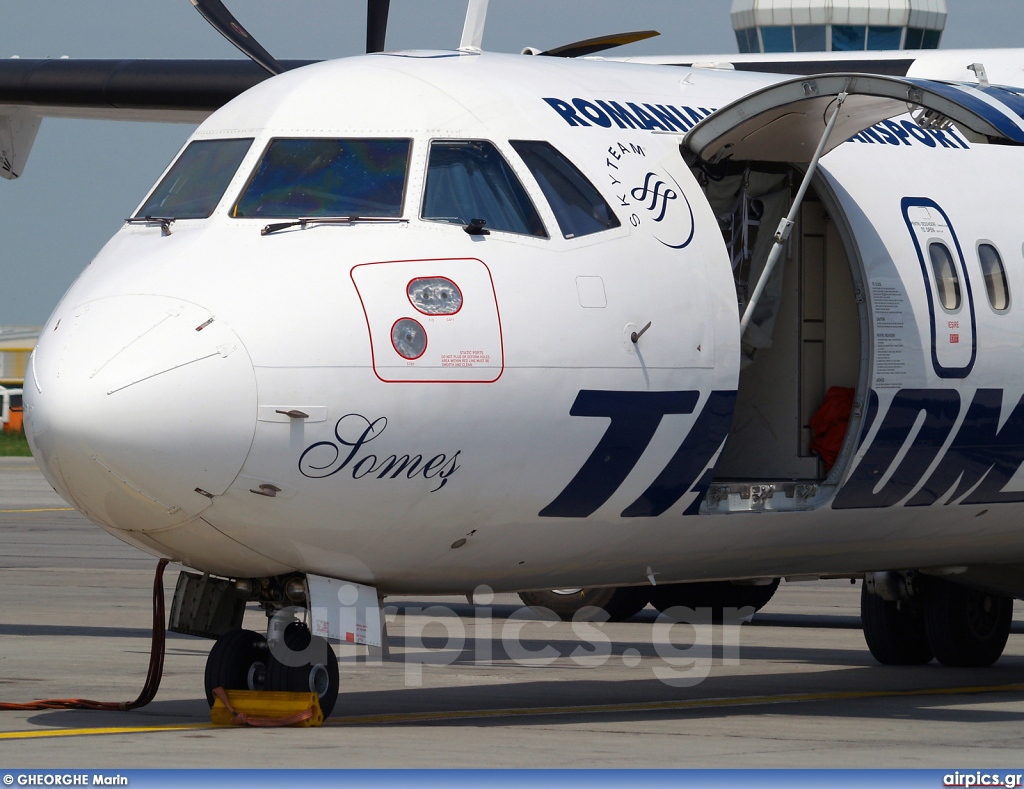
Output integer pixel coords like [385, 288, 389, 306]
[860, 583, 934, 665]
[204, 628, 269, 706]
[266, 621, 340, 717]
[923, 579, 1012, 667]
[519, 586, 651, 622]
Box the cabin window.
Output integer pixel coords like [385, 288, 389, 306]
[510, 140, 620, 239]
[422, 140, 547, 237]
[232, 138, 411, 218]
[979, 243, 1010, 311]
[929, 242, 962, 312]
[136, 138, 253, 219]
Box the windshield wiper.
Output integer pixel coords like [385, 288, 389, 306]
[125, 216, 175, 235]
[260, 216, 407, 236]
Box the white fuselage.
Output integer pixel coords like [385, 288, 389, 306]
[22, 51, 1024, 593]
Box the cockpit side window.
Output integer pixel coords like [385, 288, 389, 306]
[233, 138, 411, 218]
[421, 140, 547, 237]
[136, 138, 253, 219]
[510, 140, 620, 239]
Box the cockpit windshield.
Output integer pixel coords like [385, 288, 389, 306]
[510, 140, 620, 239]
[233, 138, 411, 218]
[135, 138, 253, 219]
[422, 140, 547, 237]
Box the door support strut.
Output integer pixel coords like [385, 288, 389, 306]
[739, 87, 850, 338]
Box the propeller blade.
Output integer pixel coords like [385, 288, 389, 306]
[189, 0, 284, 76]
[537, 30, 660, 58]
[366, 0, 391, 53]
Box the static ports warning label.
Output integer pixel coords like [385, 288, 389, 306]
[442, 351, 491, 368]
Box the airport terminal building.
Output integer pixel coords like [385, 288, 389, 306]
[731, 0, 948, 54]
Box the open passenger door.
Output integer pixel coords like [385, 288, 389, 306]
[683, 72, 1024, 165]
[683, 73, 1024, 498]
[682, 72, 1024, 338]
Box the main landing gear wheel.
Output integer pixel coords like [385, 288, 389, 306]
[860, 583, 934, 665]
[923, 579, 1012, 668]
[518, 586, 651, 622]
[266, 621, 340, 717]
[204, 628, 269, 706]
[649, 579, 780, 622]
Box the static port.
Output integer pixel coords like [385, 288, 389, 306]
[391, 317, 427, 360]
[408, 277, 463, 315]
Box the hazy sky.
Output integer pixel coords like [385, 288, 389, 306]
[2, 0, 1023, 326]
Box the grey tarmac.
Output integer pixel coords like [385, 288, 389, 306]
[1, 456, 1023, 768]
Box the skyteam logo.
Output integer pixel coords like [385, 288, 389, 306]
[605, 140, 694, 249]
[632, 172, 676, 222]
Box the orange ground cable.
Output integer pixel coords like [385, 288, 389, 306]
[0, 559, 168, 712]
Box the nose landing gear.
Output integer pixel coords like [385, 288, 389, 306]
[204, 622, 340, 716]
[266, 621, 340, 716]
[204, 628, 269, 705]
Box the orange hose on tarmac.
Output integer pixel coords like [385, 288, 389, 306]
[0, 559, 169, 712]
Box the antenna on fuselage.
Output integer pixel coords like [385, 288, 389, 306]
[459, 0, 490, 52]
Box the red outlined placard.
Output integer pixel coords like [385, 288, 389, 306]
[351, 258, 504, 384]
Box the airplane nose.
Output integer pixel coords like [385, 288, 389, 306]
[24, 295, 257, 533]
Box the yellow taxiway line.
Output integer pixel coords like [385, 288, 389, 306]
[325, 681, 1024, 726]
[0, 724, 214, 741]
[2, 682, 1022, 740]
[0, 507, 74, 513]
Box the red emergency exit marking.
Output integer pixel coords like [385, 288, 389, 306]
[950, 333, 960, 344]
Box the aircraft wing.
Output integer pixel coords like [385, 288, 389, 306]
[0, 57, 316, 180]
[0, 58, 317, 122]
[636, 55, 917, 78]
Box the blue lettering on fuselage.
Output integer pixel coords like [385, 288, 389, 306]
[540, 390, 736, 518]
[847, 120, 970, 149]
[541, 386, 1022, 516]
[543, 97, 969, 150]
[833, 388, 1024, 509]
[543, 97, 716, 132]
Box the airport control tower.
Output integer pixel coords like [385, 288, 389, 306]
[730, 0, 947, 54]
